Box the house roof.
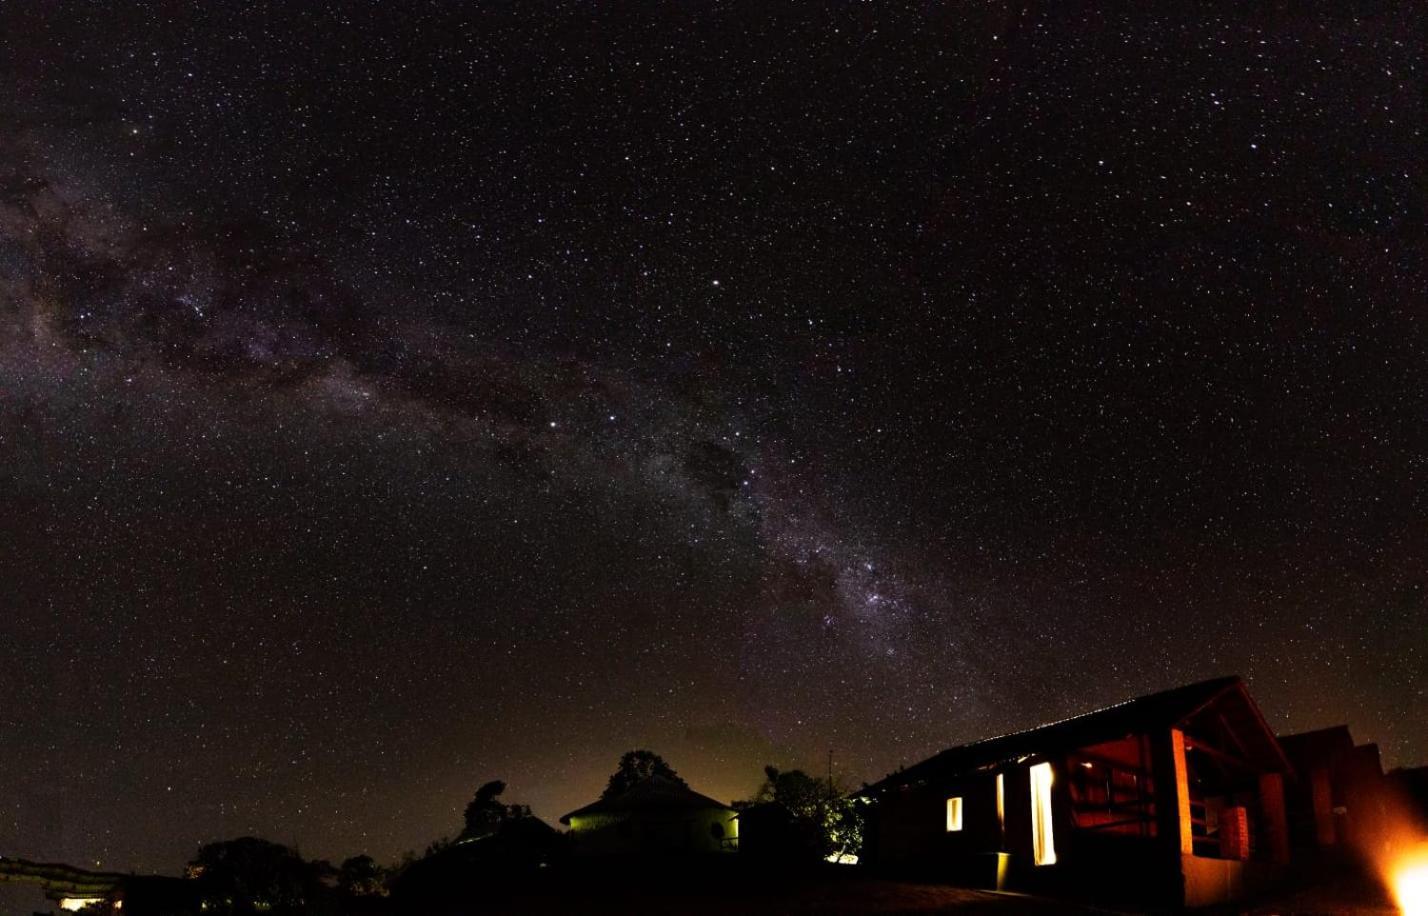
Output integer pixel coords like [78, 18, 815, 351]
[1278, 725, 1355, 768]
[559, 775, 732, 824]
[864, 676, 1290, 795]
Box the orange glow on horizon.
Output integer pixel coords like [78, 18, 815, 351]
[1363, 785, 1428, 916]
[1390, 844, 1428, 916]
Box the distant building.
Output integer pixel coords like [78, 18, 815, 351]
[1388, 765, 1428, 830]
[860, 677, 1295, 910]
[1278, 725, 1390, 853]
[0, 858, 199, 915]
[389, 815, 566, 908]
[559, 774, 738, 855]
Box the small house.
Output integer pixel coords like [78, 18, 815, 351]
[560, 774, 738, 856]
[1279, 725, 1390, 854]
[861, 677, 1295, 909]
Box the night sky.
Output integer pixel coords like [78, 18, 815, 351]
[1, 1, 1424, 878]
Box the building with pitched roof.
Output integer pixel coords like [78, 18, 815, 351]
[559, 774, 739, 856]
[860, 676, 1295, 909]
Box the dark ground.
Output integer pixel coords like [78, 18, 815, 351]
[402, 879, 1401, 916]
[388, 860, 1400, 916]
[0, 860, 1402, 915]
[431, 877, 1114, 915]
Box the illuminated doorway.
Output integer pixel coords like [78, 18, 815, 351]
[1030, 761, 1057, 866]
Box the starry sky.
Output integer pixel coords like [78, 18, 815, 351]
[1, 0, 1424, 878]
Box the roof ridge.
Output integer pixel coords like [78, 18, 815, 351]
[559, 777, 733, 824]
[930, 675, 1240, 759]
[865, 676, 1245, 794]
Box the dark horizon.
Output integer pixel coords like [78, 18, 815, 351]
[2, 0, 1424, 878]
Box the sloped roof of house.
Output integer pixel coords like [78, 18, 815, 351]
[864, 676, 1290, 795]
[559, 774, 733, 824]
[1278, 725, 1355, 768]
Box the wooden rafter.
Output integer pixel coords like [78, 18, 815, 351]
[1184, 735, 1257, 773]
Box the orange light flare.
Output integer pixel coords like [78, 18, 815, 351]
[1390, 843, 1428, 916]
[1369, 796, 1428, 916]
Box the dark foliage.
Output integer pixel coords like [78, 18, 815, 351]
[601, 750, 687, 800]
[460, 779, 532, 841]
[188, 837, 337, 916]
[747, 766, 866, 862]
[337, 854, 384, 897]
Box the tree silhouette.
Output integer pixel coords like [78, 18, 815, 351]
[188, 837, 333, 915]
[751, 766, 867, 861]
[460, 779, 532, 840]
[756, 766, 826, 814]
[337, 854, 384, 896]
[601, 749, 687, 799]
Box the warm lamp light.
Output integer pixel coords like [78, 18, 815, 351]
[1030, 761, 1057, 866]
[1394, 845, 1428, 916]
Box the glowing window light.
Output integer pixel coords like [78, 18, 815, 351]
[996, 772, 1006, 845]
[1030, 761, 1058, 866]
[59, 898, 106, 912]
[945, 796, 964, 832]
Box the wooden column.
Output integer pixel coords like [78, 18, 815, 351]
[1152, 727, 1194, 855]
[1149, 728, 1193, 910]
[1259, 771, 1291, 864]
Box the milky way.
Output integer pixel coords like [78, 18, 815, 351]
[1, 1, 1424, 877]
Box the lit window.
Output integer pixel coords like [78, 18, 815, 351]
[996, 772, 1006, 843]
[1030, 761, 1057, 865]
[946, 795, 964, 831]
